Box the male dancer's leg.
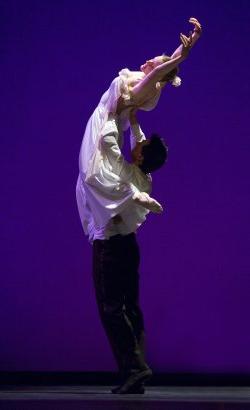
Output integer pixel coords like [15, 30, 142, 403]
[111, 233, 152, 393]
[122, 234, 146, 366]
[92, 234, 147, 378]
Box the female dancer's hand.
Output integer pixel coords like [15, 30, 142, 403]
[180, 33, 192, 58]
[171, 17, 202, 59]
[189, 17, 202, 36]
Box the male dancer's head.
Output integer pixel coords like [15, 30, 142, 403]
[131, 134, 168, 174]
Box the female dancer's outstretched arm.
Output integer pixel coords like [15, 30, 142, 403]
[126, 17, 202, 107]
[130, 33, 191, 105]
[171, 17, 202, 59]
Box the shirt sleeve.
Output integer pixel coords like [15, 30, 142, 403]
[101, 120, 135, 184]
[130, 122, 146, 150]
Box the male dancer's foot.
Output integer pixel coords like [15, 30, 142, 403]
[111, 383, 145, 394]
[133, 192, 163, 213]
[111, 367, 152, 394]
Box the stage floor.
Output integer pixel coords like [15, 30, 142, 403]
[1, 386, 250, 409]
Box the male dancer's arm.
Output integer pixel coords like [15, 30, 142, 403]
[128, 110, 163, 213]
[102, 116, 163, 214]
[129, 110, 146, 149]
[101, 118, 135, 182]
[102, 109, 150, 179]
[102, 112, 146, 180]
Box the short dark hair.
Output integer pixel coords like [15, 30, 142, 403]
[140, 134, 168, 174]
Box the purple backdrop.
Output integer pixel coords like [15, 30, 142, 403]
[1, 0, 250, 372]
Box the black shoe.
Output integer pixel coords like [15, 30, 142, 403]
[113, 368, 152, 394]
[111, 383, 145, 394]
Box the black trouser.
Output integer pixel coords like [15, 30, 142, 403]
[93, 233, 147, 377]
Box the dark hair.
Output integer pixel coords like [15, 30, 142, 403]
[140, 134, 168, 174]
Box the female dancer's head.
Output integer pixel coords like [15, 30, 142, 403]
[140, 54, 179, 85]
[140, 56, 165, 74]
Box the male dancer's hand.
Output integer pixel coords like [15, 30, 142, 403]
[133, 192, 163, 214]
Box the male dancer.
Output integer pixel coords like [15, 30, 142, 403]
[76, 110, 168, 393]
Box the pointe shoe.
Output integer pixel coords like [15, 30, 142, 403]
[133, 192, 163, 214]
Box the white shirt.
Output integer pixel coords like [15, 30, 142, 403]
[76, 115, 152, 243]
[76, 69, 162, 244]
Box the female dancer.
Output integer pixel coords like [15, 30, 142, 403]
[76, 18, 202, 237]
[116, 17, 202, 113]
